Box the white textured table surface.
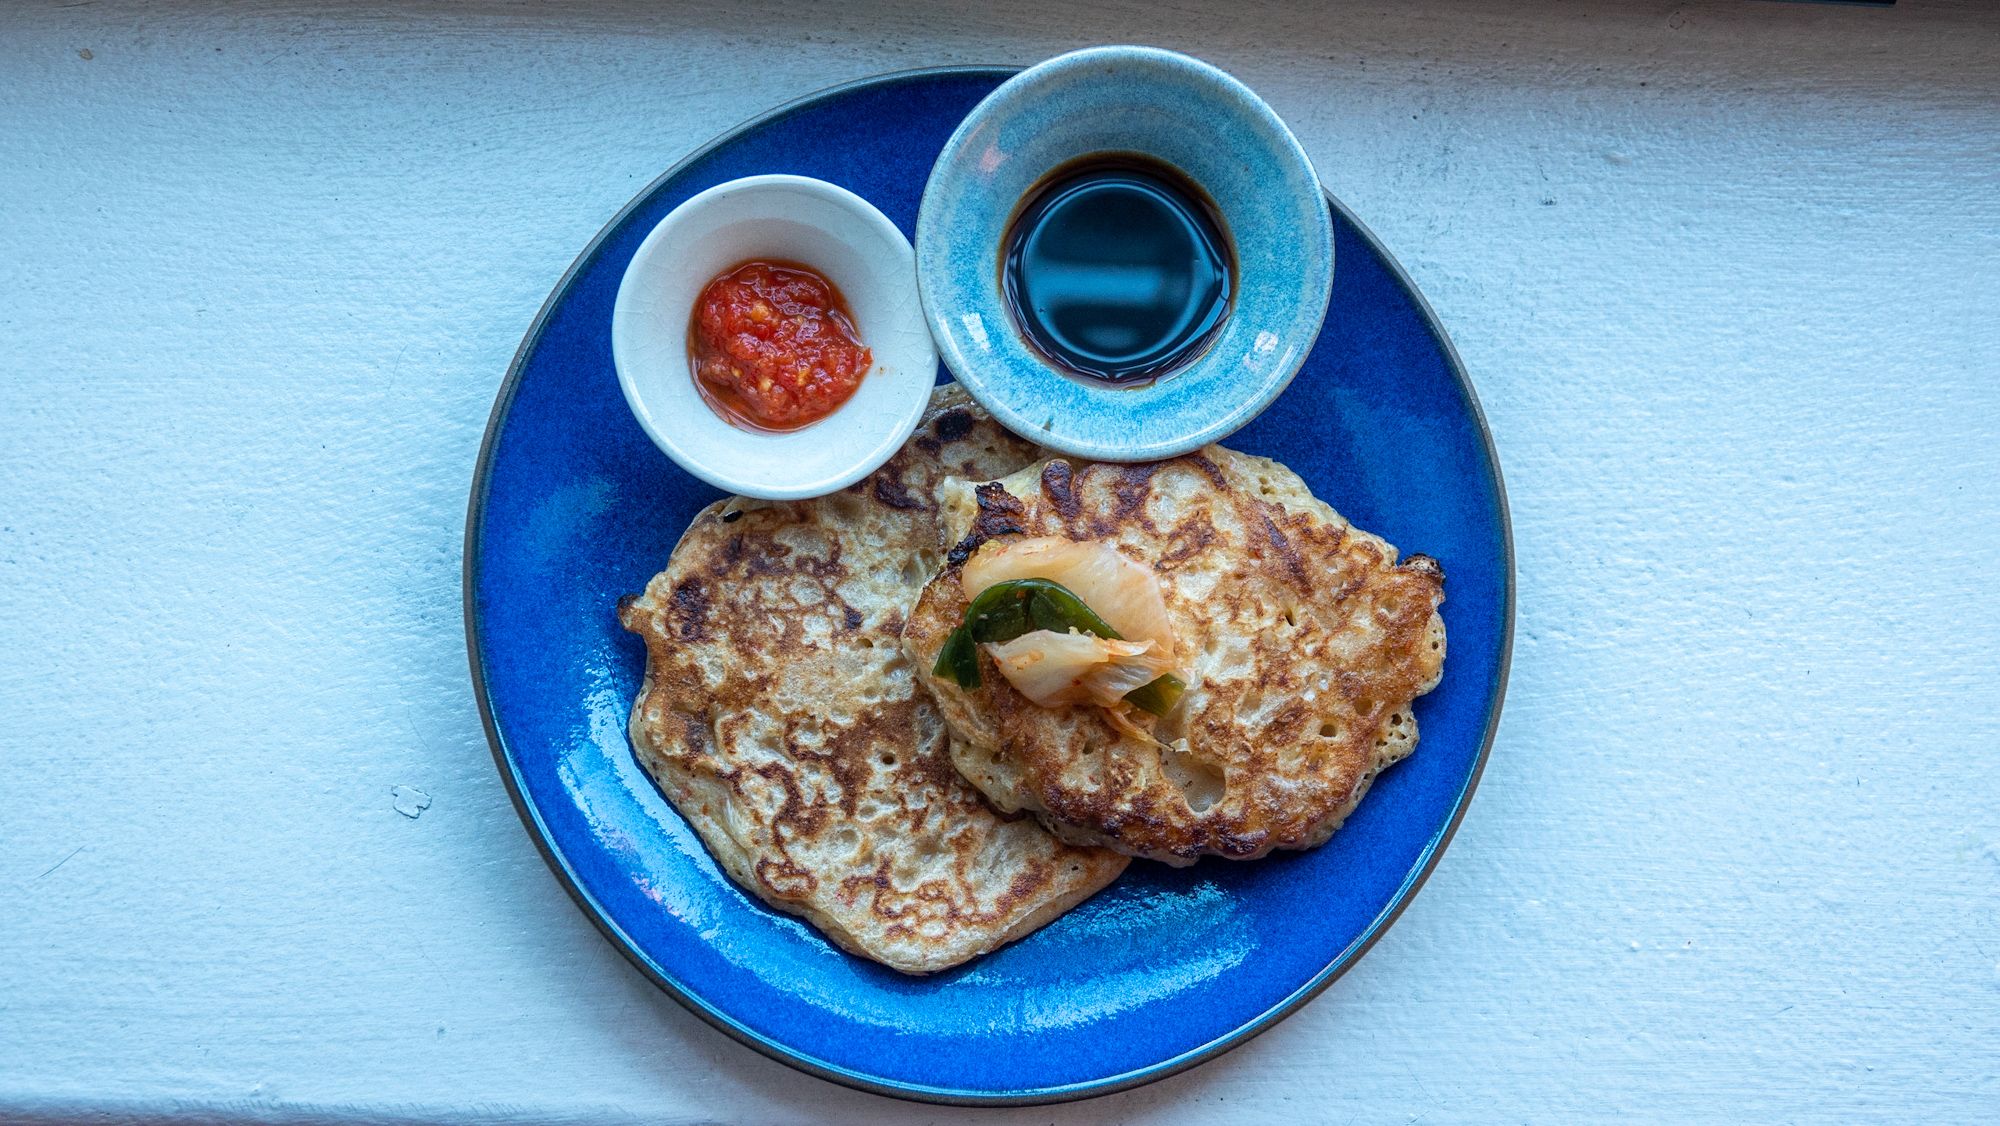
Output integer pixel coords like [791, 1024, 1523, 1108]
[4, 1, 1997, 1122]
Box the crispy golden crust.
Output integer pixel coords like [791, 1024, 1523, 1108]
[618, 386, 1127, 974]
[902, 448, 1447, 866]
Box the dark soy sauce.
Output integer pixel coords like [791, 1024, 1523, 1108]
[1002, 153, 1234, 387]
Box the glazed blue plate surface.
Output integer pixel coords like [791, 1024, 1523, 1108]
[466, 68, 1512, 1105]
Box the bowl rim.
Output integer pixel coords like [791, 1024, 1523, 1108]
[464, 64, 1513, 1108]
[610, 172, 935, 500]
[913, 45, 1335, 461]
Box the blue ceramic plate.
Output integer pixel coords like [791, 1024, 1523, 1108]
[465, 67, 1512, 1106]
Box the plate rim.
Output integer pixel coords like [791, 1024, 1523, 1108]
[461, 63, 1515, 1108]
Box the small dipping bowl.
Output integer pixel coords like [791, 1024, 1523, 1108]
[612, 174, 937, 499]
[916, 46, 1334, 462]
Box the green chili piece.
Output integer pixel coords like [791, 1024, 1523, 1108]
[932, 625, 981, 688]
[965, 578, 1122, 644]
[1123, 674, 1186, 717]
[962, 582, 1033, 644]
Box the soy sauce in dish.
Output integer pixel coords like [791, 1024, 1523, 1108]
[1001, 153, 1234, 387]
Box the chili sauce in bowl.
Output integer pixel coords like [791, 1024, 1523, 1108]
[611, 175, 936, 500]
[689, 259, 873, 431]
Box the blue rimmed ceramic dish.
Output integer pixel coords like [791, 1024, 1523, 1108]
[916, 46, 1333, 461]
[465, 66, 1511, 1105]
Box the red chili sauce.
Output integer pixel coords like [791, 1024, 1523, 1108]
[688, 260, 872, 431]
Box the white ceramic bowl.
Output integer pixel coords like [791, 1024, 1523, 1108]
[611, 175, 937, 500]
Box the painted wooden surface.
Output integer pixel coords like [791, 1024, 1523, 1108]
[2, 1, 1995, 1122]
